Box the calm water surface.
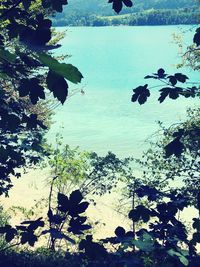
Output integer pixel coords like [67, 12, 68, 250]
[48, 26, 199, 158]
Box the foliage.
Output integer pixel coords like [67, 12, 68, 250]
[176, 28, 200, 71]
[0, 0, 83, 195]
[131, 67, 199, 159]
[46, 138, 131, 198]
[0, 206, 10, 250]
[131, 68, 199, 105]
[135, 107, 200, 207]
[0, 189, 91, 252]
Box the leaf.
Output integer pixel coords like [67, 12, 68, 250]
[76, 201, 89, 214]
[57, 193, 69, 213]
[197, 192, 200, 212]
[123, 0, 133, 7]
[108, 0, 123, 13]
[144, 75, 156, 79]
[4, 114, 21, 131]
[129, 205, 151, 223]
[131, 84, 150, 105]
[0, 72, 9, 79]
[18, 78, 45, 104]
[22, 0, 31, 10]
[129, 209, 140, 222]
[5, 229, 17, 242]
[174, 73, 188, 83]
[46, 70, 68, 104]
[0, 49, 17, 63]
[133, 233, 154, 252]
[192, 219, 200, 231]
[42, 229, 75, 244]
[38, 53, 83, 84]
[193, 27, 200, 46]
[168, 75, 177, 86]
[165, 137, 184, 157]
[108, 0, 133, 13]
[0, 226, 17, 242]
[157, 68, 166, 78]
[21, 217, 44, 231]
[68, 217, 91, 234]
[21, 231, 38, 246]
[167, 249, 189, 266]
[192, 232, 200, 243]
[19, 53, 41, 67]
[158, 87, 181, 103]
[136, 186, 160, 201]
[115, 226, 126, 237]
[42, 0, 68, 12]
[23, 114, 47, 130]
[69, 190, 83, 204]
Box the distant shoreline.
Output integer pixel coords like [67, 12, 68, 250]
[53, 23, 198, 27]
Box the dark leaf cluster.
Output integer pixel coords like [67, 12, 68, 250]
[132, 68, 198, 105]
[108, 0, 133, 14]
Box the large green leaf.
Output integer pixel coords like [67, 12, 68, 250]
[167, 249, 189, 266]
[0, 49, 17, 63]
[0, 72, 9, 79]
[38, 53, 83, 84]
[132, 233, 154, 252]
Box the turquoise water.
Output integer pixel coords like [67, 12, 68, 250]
[48, 26, 199, 158]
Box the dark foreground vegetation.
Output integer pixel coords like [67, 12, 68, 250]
[0, 0, 200, 266]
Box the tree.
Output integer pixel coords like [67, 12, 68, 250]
[135, 107, 200, 206]
[46, 135, 131, 198]
[0, 0, 83, 195]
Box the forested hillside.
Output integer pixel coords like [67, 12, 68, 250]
[53, 0, 199, 26]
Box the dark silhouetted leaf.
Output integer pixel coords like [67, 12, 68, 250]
[42, 229, 75, 244]
[68, 216, 91, 234]
[131, 84, 150, 105]
[21, 231, 37, 246]
[158, 87, 182, 103]
[57, 193, 69, 213]
[115, 226, 126, 237]
[193, 27, 200, 46]
[144, 75, 156, 79]
[76, 201, 89, 214]
[165, 137, 184, 157]
[69, 190, 83, 204]
[157, 68, 166, 78]
[21, 217, 44, 231]
[108, 0, 132, 13]
[46, 70, 68, 104]
[168, 75, 177, 86]
[22, 0, 31, 10]
[18, 78, 45, 104]
[192, 219, 200, 231]
[0, 225, 17, 242]
[174, 73, 188, 83]
[129, 205, 151, 223]
[42, 0, 68, 12]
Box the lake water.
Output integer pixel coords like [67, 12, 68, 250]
[48, 26, 199, 158]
